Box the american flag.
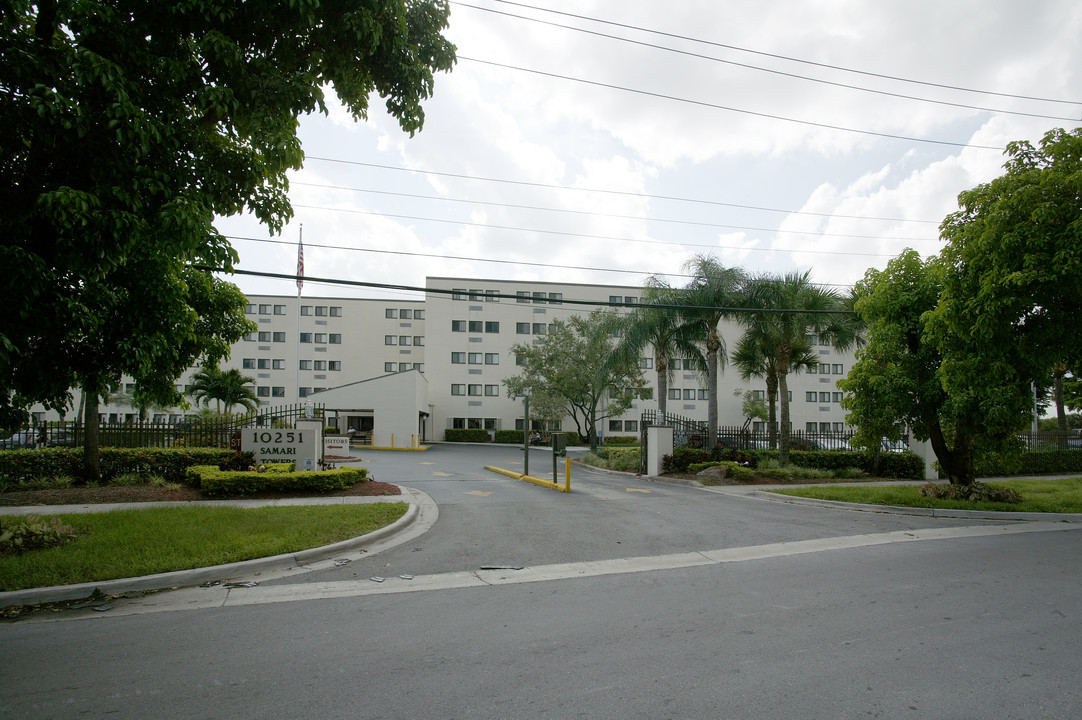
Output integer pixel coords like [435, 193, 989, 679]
[296, 236, 304, 292]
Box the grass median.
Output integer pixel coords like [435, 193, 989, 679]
[0, 503, 408, 592]
[765, 477, 1082, 513]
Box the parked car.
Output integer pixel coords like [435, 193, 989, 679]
[880, 437, 908, 453]
[1, 429, 35, 449]
[1068, 429, 1082, 449]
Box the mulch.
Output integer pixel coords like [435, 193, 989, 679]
[0, 481, 402, 507]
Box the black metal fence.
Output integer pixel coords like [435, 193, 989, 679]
[639, 411, 864, 452]
[4, 404, 324, 450]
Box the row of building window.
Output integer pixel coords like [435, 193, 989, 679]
[451, 352, 499, 365]
[298, 387, 328, 397]
[385, 336, 425, 346]
[385, 363, 424, 373]
[246, 304, 343, 317]
[608, 295, 638, 306]
[515, 322, 553, 335]
[244, 332, 343, 343]
[449, 289, 565, 304]
[810, 364, 845, 375]
[608, 420, 640, 432]
[450, 384, 501, 397]
[806, 392, 845, 403]
[452, 320, 500, 333]
[385, 308, 424, 319]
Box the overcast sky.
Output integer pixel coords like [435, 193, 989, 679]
[216, 0, 1082, 303]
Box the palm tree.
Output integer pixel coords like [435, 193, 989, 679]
[740, 271, 858, 465]
[188, 365, 258, 415]
[681, 255, 746, 443]
[608, 278, 704, 421]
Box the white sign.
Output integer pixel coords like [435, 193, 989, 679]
[243, 429, 315, 465]
[324, 435, 349, 456]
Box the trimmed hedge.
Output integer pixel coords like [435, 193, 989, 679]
[603, 436, 639, 446]
[494, 429, 523, 444]
[186, 465, 369, 498]
[663, 446, 923, 480]
[0, 447, 232, 486]
[974, 449, 1082, 477]
[444, 428, 489, 443]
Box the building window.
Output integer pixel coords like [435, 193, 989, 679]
[273, 305, 286, 315]
[400, 309, 412, 319]
[398, 335, 411, 346]
[257, 386, 270, 397]
[327, 334, 341, 344]
[698, 389, 708, 400]
[668, 389, 681, 400]
[394, 362, 408, 372]
[806, 422, 817, 432]
[468, 320, 483, 333]
[609, 295, 622, 305]
[299, 387, 311, 397]
[301, 305, 313, 316]
[806, 392, 817, 402]
[242, 358, 256, 369]
[452, 352, 466, 364]
[683, 389, 695, 400]
[752, 390, 765, 400]
[485, 353, 499, 365]
[385, 335, 397, 345]
[469, 289, 483, 301]
[245, 303, 256, 314]
[624, 420, 638, 432]
[272, 332, 286, 342]
[243, 332, 257, 342]
[315, 306, 327, 316]
[832, 392, 843, 403]
[485, 385, 499, 397]
[314, 333, 327, 344]
[452, 288, 467, 301]
[516, 291, 530, 303]
[272, 359, 285, 370]
[452, 320, 466, 332]
[298, 333, 311, 344]
[532, 323, 546, 335]
[516, 354, 525, 366]
[259, 304, 271, 314]
[328, 361, 341, 371]
[299, 360, 312, 370]
[314, 360, 327, 371]
[468, 352, 483, 364]
[609, 420, 622, 432]
[258, 331, 271, 342]
[486, 289, 499, 302]
[414, 310, 424, 320]
[416, 363, 425, 373]
[385, 362, 396, 372]
[452, 418, 466, 429]
[516, 322, 530, 334]
[330, 306, 342, 317]
[819, 363, 831, 375]
[548, 292, 562, 304]
[532, 291, 546, 304]
[485, 321, 499, 333]
[833, 364, 843, 375]
[819, 392, 830, 402]
[640, 357, 653, 369]
[272, 386, 285, 397]
[257, 358, 270, 369]
[386, 308, 398, 319]
[624, 296, 637, 305]
[468, 384, 482, 396]
[451, 384, 466, 396]
[413, 336, 424, 346]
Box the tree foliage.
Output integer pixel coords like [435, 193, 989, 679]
[188, 365, 259, 415]
[506, 311, 648, 450]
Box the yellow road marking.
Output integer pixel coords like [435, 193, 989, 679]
[626, 488, 652, 493]
[432, 471, 453, 477]
[464, 490, 494, 497]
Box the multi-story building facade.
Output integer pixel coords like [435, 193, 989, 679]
[29, 277, 857, 439]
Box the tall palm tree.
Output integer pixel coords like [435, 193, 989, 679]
[608, 278, 705, 421]
[740, 271, 858, 465]
[681, 255, 746, 443]
[188, 365, 258, 415]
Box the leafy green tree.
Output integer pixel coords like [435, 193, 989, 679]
[608, 279, 705, 420]
[506, 311, 648, 450]
[740, 271, 857, 465]
[927, 127, 1082, 449]
[0, 1, 455, 478]
[838, 250, 981, 483]
[681, 255, 746, 442]
[188, 365, 258, 415]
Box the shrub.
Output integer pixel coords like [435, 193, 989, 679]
[0, 515, 77, 555]
[919, 481, 1023, 503]
[493, 430, 523, 444]
[974, 450, 1082, 477]
[219, 450, 256, 472]
[444, 428, 489, 443]
[607, 447, 640, 472]
[603, 436, 639, 446]
[0, 447, 233, 486]
[186, 465, 370, 498]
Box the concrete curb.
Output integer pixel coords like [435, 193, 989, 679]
[0, 492, 428, 609]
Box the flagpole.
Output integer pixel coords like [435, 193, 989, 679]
[295, 224, 303, 406]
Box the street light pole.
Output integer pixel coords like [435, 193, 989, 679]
[523, 393, 530, 477]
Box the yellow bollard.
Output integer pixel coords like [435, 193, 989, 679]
[565, 456, 571, 492]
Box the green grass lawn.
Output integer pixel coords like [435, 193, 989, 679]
[0, 503, 408, 592]
[766, 477, 1082, 514]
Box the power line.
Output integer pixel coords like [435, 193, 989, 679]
[291, 182, 939, 243]
[195, 265, 856, 314]
[475, 0, 1082, 107]
[454, 2, 1082, 122]
[288, 201, 931, 257]
[462, 56, 1006, 151]
[304, 156, 943, 225]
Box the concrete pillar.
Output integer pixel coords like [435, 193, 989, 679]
[909, 438, 938, 481]
[646, 425, 674, 477]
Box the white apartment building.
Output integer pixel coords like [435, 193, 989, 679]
[30, 276, 857, 440]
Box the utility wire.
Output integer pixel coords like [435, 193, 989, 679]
[476, 0, 1082, 107]
[289, 201, 929, 257]
[194, 265, 856, 314]
[305, 156, 943, 225]
[291, 182, 939, 243]
[462, 56, 1006, 151]
[455, 2, 1081, 122]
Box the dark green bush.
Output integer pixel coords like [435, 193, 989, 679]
[187, 465, 369, 498]
[919, 481, 1023, 503]
[444, 428, 489, 443]
[749, 449, 923, 480]
[603, 435, 639, 446]
[0, 447, 232, 486]
[493, 429, 523, 444]
[974, 450, 1082, 477]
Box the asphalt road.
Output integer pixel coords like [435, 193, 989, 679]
[3, 444, 1081, 719]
